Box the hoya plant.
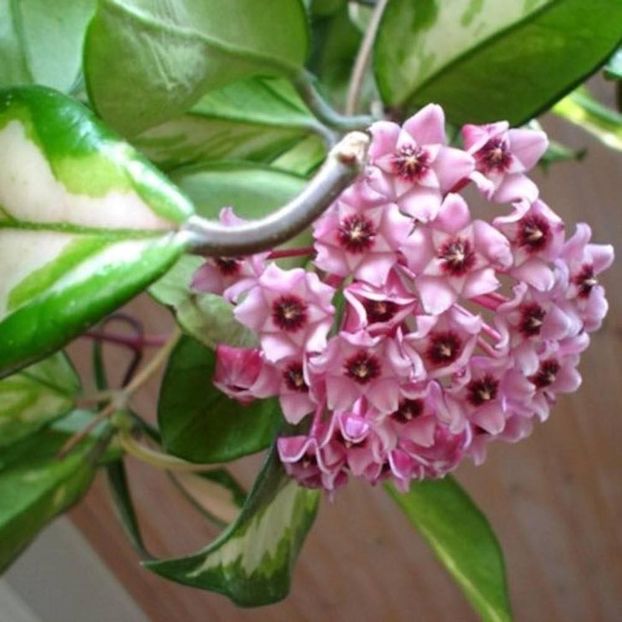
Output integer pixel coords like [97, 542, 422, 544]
[0, 0, 620, 619]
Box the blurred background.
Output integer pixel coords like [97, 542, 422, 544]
[4, 86, 621, 622]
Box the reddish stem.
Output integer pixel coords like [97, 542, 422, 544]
[471, 293, 508, 311]
[268, 246, 316, 260]
[82, 331, 169, 349]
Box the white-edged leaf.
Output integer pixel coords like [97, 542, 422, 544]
[145, 451, 319, 606]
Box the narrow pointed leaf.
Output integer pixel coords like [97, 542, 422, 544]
[135, 77, 318, 172]
[374, 0, 622, 125]
[0, 410, 105, 572]
[145, 451, 320, 606]
[0, 0, 95, 92]
[386, 477, 512, 622]
[0, 86, 194, 378]
[158, 336, 282, 463]
[0, 352, 80, 447]
[84, 0, 310, 136]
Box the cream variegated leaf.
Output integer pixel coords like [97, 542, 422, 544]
[0, 86, 194, 377]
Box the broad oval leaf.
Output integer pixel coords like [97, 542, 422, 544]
[145, 451, 320, 606]
[84, 0, 310, 136]
[158, 336, 282, 463]
[0, 410, 103, 572]
[150, 162, 310, 346]
[0, 352, 80, 448]
[374, 0, 622, 125]
[386, 477, 512, 622]
[0, 86, 194, 378]
[135, 76, 319, 172]
[0, 0, 95, 92]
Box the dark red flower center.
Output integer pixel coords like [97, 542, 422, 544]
[343, 350, 382, 384]
[392, 399, 424, 424]
[467, 374, 499, 406]
[363, 299, 399, 324]
[476, 138, 512, 173]
[438, 237, 476, 276]
[214, 257, 242, 276]
[517, 215, 550, 253]
[392, 144, 430, 181]
[337, 214, 376, 254]
[283, 362, 308, 393]
[519, 302, 546, 337]
[529, 359, 560, 389]
[573, 264, 598, 298]
[425, 331, 463, 366]
[272, 295, 308, 332]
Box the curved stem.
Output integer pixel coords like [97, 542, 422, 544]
[183, 131, 370, 256]
[346, 0, 390, 116]
[82, 331, 168, 349]
[294, 70, 375, 130]
[118, 430, 223, 473]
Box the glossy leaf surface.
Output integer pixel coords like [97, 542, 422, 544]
[0, 410, 104, 572]
[135, 77, 318, 172]
[158, 337, 282, 463]
[0, 353, 80, 447]
[0, 87, 193, 378]
[85, 0, 310, 135]
[374, 0, 622, 125]
[146, 451, 319, 605]
[386, 477, 512, 622]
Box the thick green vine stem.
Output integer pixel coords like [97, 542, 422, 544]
[183, 130, 371, 256]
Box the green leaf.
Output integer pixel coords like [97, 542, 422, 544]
[0, 352, 80, 447]
[271, 134, 326, 177]
[386, 477, 512, 622]
[0, 0, 95, 92]
[605, 47, 622, 80]
[0, 86, 194, 378]
[135, 76, 320, 172]
[150, 256, 255, 349]
[145, 451, 320, 606]
[84, 0, 310, 136]
[170, 468, 247, 528]
[0, 411, 104, 572]
[374, 0, 622, 125]
[553, 88, 622, 152]
[539, 139, 586, 171]
[158, 336, 283, 463]
[150, 162, 311, 346]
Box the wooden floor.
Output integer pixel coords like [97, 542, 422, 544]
[69, 110, 622, 621]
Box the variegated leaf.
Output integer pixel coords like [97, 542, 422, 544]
[0, 86, 194, 378]
[145, 452, 320, 606]
[0, 352, 80, 447]
[0, 410, 108, 572]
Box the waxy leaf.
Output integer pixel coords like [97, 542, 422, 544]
[146, 451, 320, 606]
[0, 410, 104, 572]
[150, 162, 310, 346]
[136, 77, 319, 172]
[0, 87, 194, 378]
[0, 353, 80, 448]
[386, 477, 512, 622]
[85, 0, 310, 136]
[158, 336, 282, 463]
[374, 0, 622, 125]
[0, 0, 95, 92]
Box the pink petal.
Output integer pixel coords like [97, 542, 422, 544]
[508, 128, 548, 170]
[433, 147, 475, 193]
[403, 104, 446, 145]
[416, 275, 457, 314]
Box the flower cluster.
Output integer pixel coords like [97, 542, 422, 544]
[193, 105, 613, 493]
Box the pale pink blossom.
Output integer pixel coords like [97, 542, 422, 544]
[462, 121, 548, 203]
[369, 104, 474, 221]
[403, 193, 512, 314]
[234, 264, 335, 363]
